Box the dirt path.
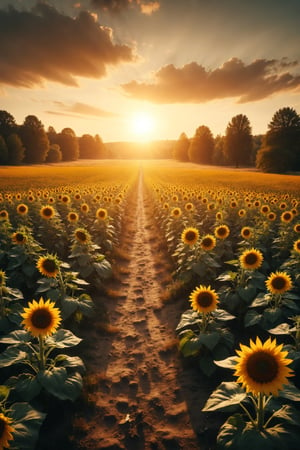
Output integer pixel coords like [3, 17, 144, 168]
[73, 168, 203, 450]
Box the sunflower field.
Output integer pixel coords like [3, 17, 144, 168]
[143, 164, 300, 450]
[0, 164, 138, 450]
[0, 161, 299, 450]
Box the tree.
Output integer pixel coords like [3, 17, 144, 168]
[212, 134, 226, 165]
[0, 135, 8, 164]
[56, 128, 79, 161]
[188, 126, 214, 164]
[172, 132, 190, 161]
[0, 111, 17, 138]
[6, 134, 25, 165]
[94, 134, 107, 158]
[256, 107, 300, 172]
[224, 114, 253, 167]
[46, 144, 62, 163]
[20, 115, 49, 163]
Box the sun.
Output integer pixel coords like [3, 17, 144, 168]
[131, 112, 155, 140]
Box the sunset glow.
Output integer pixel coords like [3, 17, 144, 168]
[0, 1, 299, 142]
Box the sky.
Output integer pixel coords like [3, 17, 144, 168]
[0, 0, 300, 142]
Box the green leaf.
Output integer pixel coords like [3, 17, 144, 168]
[269, 404, 300, 426]
[54, 354, 85, 373]
[14, 373, 42, 401]
[237, 286, 256, 303]
[198, 331, 220, 350]
[213, 309, 236, 321]
[268, 323, 291, 335]
[38, 367, 83, 401]
[179, 331, 201, 357]
[10, 402, 46, 450]
[0, 330, 32, 344]
[278, 383, 300, 402]
[244, 309, 262, 327]
[250, 295, 269, 308]
[46, 328, 82, 348]
[0, 385, 10, 402]
[202, 382, 246, 412]
[0, 346, 28, 367]
[198, 354, 216, 377]
[214, 355, 237, 369]
[175, 309, 202, 333]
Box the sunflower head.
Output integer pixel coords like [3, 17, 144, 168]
[268, 212, 276, 221]
[0, 413, 14, 449]
[241, 226, 252, 239]
[74, 228, 90, 244]
[16, 203, 28, 215]
[40, 205, 55, 220]
[81, 203, 89, 213]
[185, 202, 194, 211]
[281, 211, 293, 223]
[239, 248, 263, 270]
[201, 234, 216, 251]
[260, 204, 270, 214]
[214, 224, 230, 240]
[67, 211, 79, 223]
[234, 336, 293, 395]
[36, 254, 60, 278]
[293, 223, 300, 233]
[0, 210, 9, 221]
[265, 271, 292, 295]
[12, 230, 27, 245]
[21, 297, 61, 338]
[171, 207, 182, 218]
[96, 208, 108, 221]
[181, 227, 199, 246]
[293, 239, 300, 254]
[189, 285, 219, 314]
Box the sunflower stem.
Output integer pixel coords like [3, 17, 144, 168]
[58, 269, 66, 299]
[256, 392, 265, 430]
[38, 335, 46, 371]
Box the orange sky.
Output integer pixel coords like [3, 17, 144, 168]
[0, 0, 300, 142]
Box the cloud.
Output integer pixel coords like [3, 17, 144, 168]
[49, 101, 118, 117]
[0, 3, 135, 88]
[122, 58, 300, 103]
[90, 0, 160, 14]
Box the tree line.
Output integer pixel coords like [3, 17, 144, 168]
[172, 107, 300, 173]
[0, 111, 108, 165]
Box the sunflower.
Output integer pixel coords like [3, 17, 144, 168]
[234, 336, 293, 395]
[268, 212, 276, 221]
[265, 271, 292, 295]
[238, 209, 246, 217]
[0, 210, 9, 221]
[171, 207, 182, 218]
[260, 204, 270, 215]
[40, 205, 55, 220]
[21, 297, 61, 338]
[239, 248, 263, 270]
[74, 228, 90, 244]
[215, 211, 223, 221]
[214, 224, 230, 240]
[16, 203, 28, 215]
[61, 195, 71, 204]
[0, 413, 14, 449]
[181, 227, 199, 246]
[293, 239, 300, 254]
[185, 202, 194, 211]
[96, 208, 108, 220]
[11, 232, 27, 245]
[189, 285, 219, 313]
[241, 226, 252, 239]
[281, 211, 293, 223]
[81, 203, 90, 213]
[36, 255, 60, 278]
[293, 223, 300, 233]
[201, 234, 216, 251]
[67, 212, 79, 223]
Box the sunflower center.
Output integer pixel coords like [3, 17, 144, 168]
[196, 292, 213, 308]
[19, 205, 27, 213]
[243, 229, 250, 236]
[76, 231, 87, 242]
[217, 227, 226, 236]
[43, 208, 53, 217]
[42, 259, 57, 274]
[271, 276, 286, 290]
[246, 351, 278, 383]
[185, 231, 197, 242]
[244, 253, 258, 265]
[31, 309, 52, 329]
[16, 233, 25, 242]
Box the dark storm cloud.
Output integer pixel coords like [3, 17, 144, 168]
[122, 58, 300, 104]
[0, 3, 135, 88]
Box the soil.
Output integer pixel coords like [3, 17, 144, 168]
[39, 168, 226, 450]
